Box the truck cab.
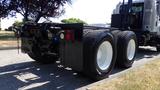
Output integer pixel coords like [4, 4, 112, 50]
[111, 0, 160, 47]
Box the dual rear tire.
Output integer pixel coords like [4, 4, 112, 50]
[112, 31, 137, 68]
[83, 30, 117, 80]
[118, 31, 137, 68]
[83, 30, 137, 80]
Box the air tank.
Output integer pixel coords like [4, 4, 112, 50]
[143, 0, 157, 32]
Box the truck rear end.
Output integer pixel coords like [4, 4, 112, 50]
[21, 23, 84, 67]
[21, 22, 137, 80]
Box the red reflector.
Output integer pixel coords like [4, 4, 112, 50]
[65, 30, 74, 41]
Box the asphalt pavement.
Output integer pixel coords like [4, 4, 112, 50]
[0, 47, 159, 90]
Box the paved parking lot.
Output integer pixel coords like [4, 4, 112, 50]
[0, 47, 159, 90]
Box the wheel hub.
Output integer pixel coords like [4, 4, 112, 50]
[127, 39, 136, 61]
[97, 41, 113, 71]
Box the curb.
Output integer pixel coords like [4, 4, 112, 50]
[77, 54, 160, 90]
[0, 47, 18, 50]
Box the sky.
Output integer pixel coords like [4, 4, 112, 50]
[1, 0, 121, 30]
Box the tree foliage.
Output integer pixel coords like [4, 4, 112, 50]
[61, 18, 87, 24]
[13, 21, 23, 28]
[0, 0, 71, 23]
[7, 21, 23, 31]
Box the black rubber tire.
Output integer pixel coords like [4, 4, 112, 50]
[28, 45, 58, 64]
[156, 44, 160, 52]
[111, 30, 121, 35]
[83, 30, 117, 80]
[111, 30, 121, 46]
[116, 31, 137, 68]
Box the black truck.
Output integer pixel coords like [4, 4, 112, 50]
[20, 0, 160, 80]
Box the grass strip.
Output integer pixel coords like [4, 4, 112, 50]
[90, 59, 160, 90]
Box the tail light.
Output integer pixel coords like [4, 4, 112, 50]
[65, 30, 74, 41]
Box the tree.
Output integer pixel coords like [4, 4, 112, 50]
[0, 0, 71, 23]
[61, 18, 87, 24]
[12, 21, 23, 28]
[7, 21, 23, 31]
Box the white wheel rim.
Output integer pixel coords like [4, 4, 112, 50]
[97, 41, 113, 71]
[127, 39, 136, 61]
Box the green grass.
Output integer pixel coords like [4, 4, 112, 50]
[90, 59, 160, 90]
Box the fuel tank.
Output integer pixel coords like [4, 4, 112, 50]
[143, 0, 157, 32]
